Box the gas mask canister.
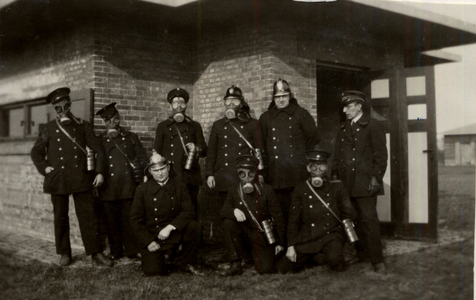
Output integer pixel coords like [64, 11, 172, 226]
[54, 102, 72, 125]
[238, 168, 257, 194]
[307, 163, 327, 187]
[224, 98, 242, 120]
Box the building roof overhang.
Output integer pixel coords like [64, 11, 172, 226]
[0, 0, 475, 67]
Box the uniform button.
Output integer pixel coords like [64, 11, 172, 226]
[171, 153, 174, 155]
[309, 196, 312, 199]
[61, 166, 64, 169]
[273, 137, 276, 140]
[327, 194, 329, 196]
[73, 129, 76, 131]
[154, 198, 157, 201]
[75, 165, 78, 167]
[327, 213, 330, 216]
[272, 128, 275, 131]
[274, 146, 277, 149]
[256, 211, 258, 214]
[275, 156, 278, 159]
[107, 139, 110, 142]
[353, 148, 356, 151]
[154, 208, 157, 211]
[342, 139, 344, 142]
[57, 138, 61, 141]
[74, 147, 77, 150]
[224, 127, 227, 130]
[56, 130, 59, 133]
[289, 126, 292, 129]
[155, 218, 158, 221]
[225, 145, 227, 147]
[225, 163, 228, 166]
[352, 168, 355, 171]
[239, 202, 242, 205]
[327, 232, 329, 234]
[60, 157, 63, 160]
[171, 144, 174, 147]
[312, 224, 315, 227]
[224, 135, 227, 138]
[290, 145, 292, 147]
[357, 128, 360, 132]
[171, 197, 174, 199]
[124, 146, 126, 148]
[110, 164, 113, 167]
[241, 126, 244, 129]
[111, 173, 114, 176]
[225, 153, 228, 156]
[172, 208, 174, 210]
[238, 143, 242, 147]
[59, 148, 62, 151]
[109, 156, 112, 159]
[74, 156, 77, 158]
[355, 138, 357, 141]
[122, 137, 125, 140]
[310, 205, 313, 208]
[289, 135, 292, 138]
[289, 117, 292, 120]
[352, 158, 355, 161]
[291, 155, 293, 157]
[327, 223, 329, 225]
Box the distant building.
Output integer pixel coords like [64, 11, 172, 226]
[444, 123, 476, 166]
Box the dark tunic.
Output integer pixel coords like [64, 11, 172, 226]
[259, 99, 320, 189]
[31, 117, 106, 194]
[130, 177, 196, 249]
[220, 182, 286, 247]
[154, 117, 207, 186]
[99, 127, 147, 201]
[206, 117, 264, 192]
[331, 113, 387, 197]
[287, 180, 356, 253]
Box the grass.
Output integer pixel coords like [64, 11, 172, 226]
[0, 165, 474, 300]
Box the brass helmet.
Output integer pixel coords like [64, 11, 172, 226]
[224, 85, 244, 101]
[272, 78, 291, 98]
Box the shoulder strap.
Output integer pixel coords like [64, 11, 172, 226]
[229, 122, 254, 152]
[173, 124, 189, 155]
[108, 137, 136, 168]
[55, 118, 87, 155]
[237, 185, 264, 232]
[305, 180, 343, 224]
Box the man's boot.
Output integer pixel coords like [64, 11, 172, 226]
[219, 261, 243, 276]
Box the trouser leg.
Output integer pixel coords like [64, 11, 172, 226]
[222, 218, 244, 262]
[250, 240, 276, 274]
[140, 250, 168, 276]
[121, 198, 140, 256]
[180, 220, 200, 266]
[322, 240, 344, 271]
[186, 184, 200, 217]
[50, 194, 71, 255]
[352, 196, 384, 264]
[276, 251, 313, 274]
[274, 188, 294, 222]
[72, 191, 101, 255]
[102, 200, 123, 257]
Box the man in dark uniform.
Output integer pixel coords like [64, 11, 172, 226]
[259, 78, 320, 221]
[96, 102, 147, 260]
[331, 90, 388, 274]
[154, 88, 207, 212]
[130, 153, 203, 276]
[206, 85, 265, 212]
[219, 155, 285, 276]
[277, 148, 356, 273]
[30, 87, 112, 267]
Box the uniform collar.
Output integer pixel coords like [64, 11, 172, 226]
[164, 115, 193, 127]
[269, 99, 298, 119]
[309, 179, 332, 193]
[340, 112, 370, 128]
[149, 177, 175, 195]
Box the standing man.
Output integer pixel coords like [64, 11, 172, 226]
[30, 87, 112, 267]
[276, 149, 356, 273]
[206, 85, 265, 208]
[130, 153, 203, 276]
[154, 88, 207, 212]
[95, 102, 147, 260]
[331, 90, 388, 274]
[259, 78, 320, 221]
[219, 155, 285, 276]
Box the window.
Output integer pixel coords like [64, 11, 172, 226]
[0, 89, 93, 139]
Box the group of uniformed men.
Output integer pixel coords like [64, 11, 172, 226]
[31, 78, 388, 276]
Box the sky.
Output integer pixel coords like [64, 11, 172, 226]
[400, 1, 476, 135]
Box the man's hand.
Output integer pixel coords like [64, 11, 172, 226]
[147, 241, 160, 252]
[258, 175, 265, 185]
[45, 166, 54, 174]
[275, 245, 284, 255]
[286, 246, 297, 262]
[158, 224, 175, 240]
[92, 173, 104, 187]
[186, 143, 196, 152]
[234, 208, 246, 222]
[207, 176, 215, 189]
[368, 176, 381, 196]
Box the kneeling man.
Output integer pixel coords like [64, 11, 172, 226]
[130, 153, 203, 276]
[219, 155, 285, 276]
[277, 148, 357, 273]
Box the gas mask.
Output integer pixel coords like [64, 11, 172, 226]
[238, 168, 257, 194]
[171, 99, 187, 123]
[307, 163, 328, 188]
[104, 115, 121, 138]
[54, 101, 72, 125]
[224, 98, 242, 120]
